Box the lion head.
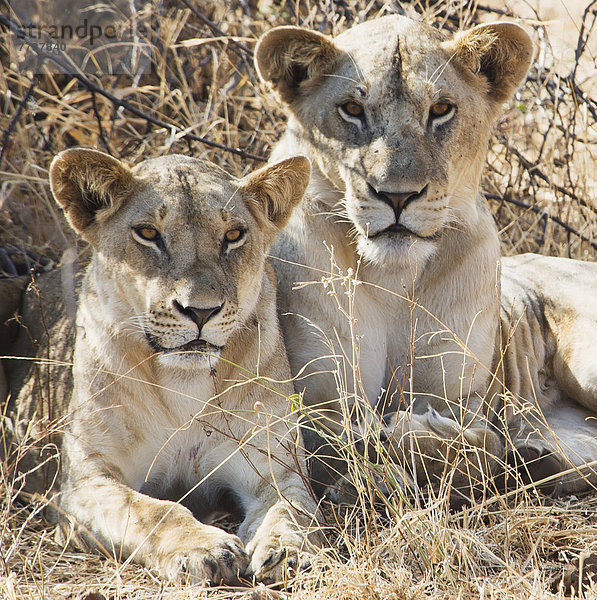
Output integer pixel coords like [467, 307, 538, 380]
[256, 15, 533, 266]
[49, 149, 310, 369]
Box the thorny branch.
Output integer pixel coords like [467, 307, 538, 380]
[90, 91, 114, 156]
[571, 0, 597, 83]
[497, 135, 597, 217]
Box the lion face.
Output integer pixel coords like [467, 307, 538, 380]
[49, 150, 310, 369]
[256, 15, 532, 265]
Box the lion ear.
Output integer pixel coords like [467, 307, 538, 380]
[446, 22, 533, 104]
[49, 148, 134, 238]
[255, 26, 341, 105]
[240, 156, 310, 236]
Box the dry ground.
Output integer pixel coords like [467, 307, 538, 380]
[1, 0, 597, 599]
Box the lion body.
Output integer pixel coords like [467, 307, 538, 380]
[4, 150, 319, 583]
[255, 15, 597, 495]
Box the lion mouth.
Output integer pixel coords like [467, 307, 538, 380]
[368, 222, 416, 238]
[367, 222, 434, 240]
[146, 333, 223, 355]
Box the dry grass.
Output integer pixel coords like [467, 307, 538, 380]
[1, 0, 597, 598]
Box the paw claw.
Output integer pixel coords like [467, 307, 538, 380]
[261, 549, 284, 569]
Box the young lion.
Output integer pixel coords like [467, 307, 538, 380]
[255, 15, 597, 497]
[7, 149, 319, 584]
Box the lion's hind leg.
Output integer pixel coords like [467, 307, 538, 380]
[502, 254, 597, 412]
[380, 407, 504, 497]
[546, 304, 597, 414]
[525, 291, 597, 496]
[507, 398, 597, 495]
[501, 254, 597, 494]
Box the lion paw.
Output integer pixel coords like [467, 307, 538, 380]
[156, 529, 249, 585]
[245, 532, 310, 584]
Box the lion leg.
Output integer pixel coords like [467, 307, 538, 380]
[508, 399, 597, 495]
[235, 451, 321, 584]
[381, 407, 503, 494]
[501, 254, 597, 494]
[548, 310, 597, 414]
[503, 254, 597, 413]
[243, 497, 320, 584]
[59, 473, 249, 585]
[309, 407, 504, 504]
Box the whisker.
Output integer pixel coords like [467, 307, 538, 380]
[224, 183, 242, 210]
[321, 73, 362, 85]
[346, 50, 366, 85]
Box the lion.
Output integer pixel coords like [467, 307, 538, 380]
[254, 15, 597, 498]
[2, 148, 321, 584]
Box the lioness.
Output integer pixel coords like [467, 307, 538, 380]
[255, 15, 597, 497]
[5, 149, 320, 584]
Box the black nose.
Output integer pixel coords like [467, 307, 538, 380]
[379, 190, 418, 214]
[368, 184, 428, 220]
[173, 300, 223, 333]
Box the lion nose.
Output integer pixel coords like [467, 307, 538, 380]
[173, 300, 223, 334]
[379, 191, 418, 214]
[369, 184, 428, 219]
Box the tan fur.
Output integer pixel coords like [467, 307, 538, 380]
[6, 149, 320, 584]
[255, 15, 597, 498]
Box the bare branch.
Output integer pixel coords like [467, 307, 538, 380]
[0, 14, 266, 162]
[487, 193, 597, 251]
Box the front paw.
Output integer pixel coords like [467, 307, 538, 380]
[155, 527, 249, 585]
[245, 530, 311, 585]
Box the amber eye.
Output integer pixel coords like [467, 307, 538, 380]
[134, 225, 160, 241]
[341, 101, 365, 118]
[429, 102, 453, 118]
[225, 228, 244, 243]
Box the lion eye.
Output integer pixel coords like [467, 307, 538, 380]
[224, 228, 245, 244]
[133, 225, 161, 244]
[341, 101, 364, 118]
[429, 102, 453, 119]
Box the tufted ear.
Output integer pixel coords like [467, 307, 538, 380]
[446, 22, 533, 104]
[241, 156, 310, 236]
[49, 148, 134, 240]
[255, 26, 341, 105]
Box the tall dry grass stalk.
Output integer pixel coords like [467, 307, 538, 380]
[1, 0, 596, 599]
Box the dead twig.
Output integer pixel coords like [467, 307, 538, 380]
[486, 193, 597, 251]
[178, 0, 254, 59]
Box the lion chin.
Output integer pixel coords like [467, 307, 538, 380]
[356, 234, 439, 267]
